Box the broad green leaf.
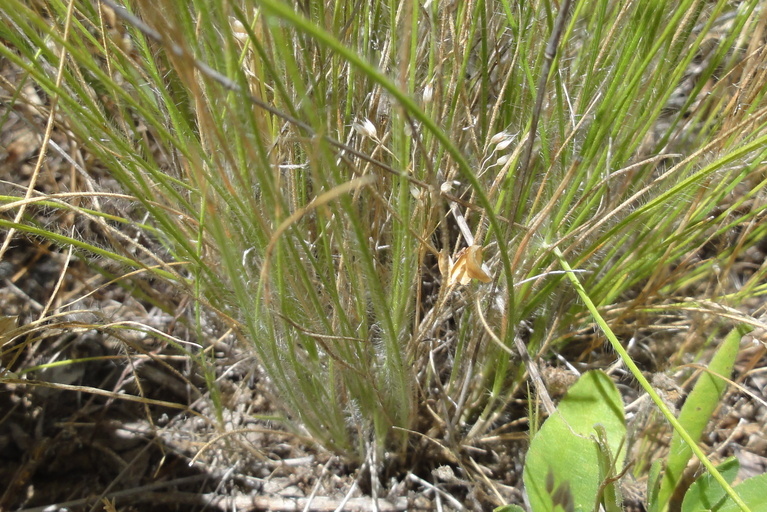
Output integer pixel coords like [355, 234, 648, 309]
[717, 474, 767, 512]
[524, 370, 626, 512]
[495, 505, 526, 512]
[682, 458, 740, 512]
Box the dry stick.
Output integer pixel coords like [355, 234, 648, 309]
[513, 0, 573, 220]
[208, 494, 408, 512]
[334, 480, 360, 512]
[15, 475, 210, 512]
[406, 473, 465, 511]
[0, 0, 76, 262]
[367, 437, 381, 512]
[303, 457, 335, 512]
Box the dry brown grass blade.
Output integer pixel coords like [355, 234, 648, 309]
[2, 378, 195, 412]
[258, 174, 376, 302]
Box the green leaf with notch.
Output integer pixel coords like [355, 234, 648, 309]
[682, 458, 740, 512]
[524, 370, 626, 512]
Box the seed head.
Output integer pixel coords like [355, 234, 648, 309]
[423, 83, 434, 104]
[353, 118, 377, 139]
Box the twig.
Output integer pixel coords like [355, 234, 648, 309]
[334, 480, 359, 512]
[16, 475, 210, 512]
[514, 0, 573, 218]
[30, 490, 402, 512]
[367, 438, 380, 512]
[407, 472, 465, 511]
[303, 457, 334, 512]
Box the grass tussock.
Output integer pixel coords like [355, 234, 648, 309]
[2, 0, 767, 504]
